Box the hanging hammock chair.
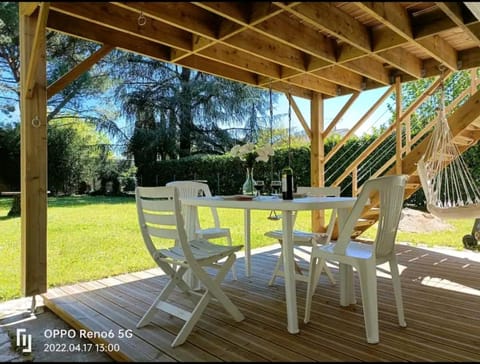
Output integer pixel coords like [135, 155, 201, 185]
[417, 76, 480, 219]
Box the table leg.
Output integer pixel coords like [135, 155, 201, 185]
[337, 208, 356, 306]
[282, 210, 299, 334]
[243, 208, 251, 277]
[183, 205, 200, 289]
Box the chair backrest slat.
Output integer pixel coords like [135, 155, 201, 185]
[136, 186, 188, 260]
[143, 211, 177, 226]
[146, 225, 180, 240]
[296, 186, 340, 238]
[140, 198, 174, 212]
[166, 181, 221, 229]
[334, 175, 407, 258]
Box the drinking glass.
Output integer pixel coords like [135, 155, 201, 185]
[254, 180, 264, 197]
[271, 180, 281, 197]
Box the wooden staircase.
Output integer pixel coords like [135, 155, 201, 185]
[349, 87, 480, 239]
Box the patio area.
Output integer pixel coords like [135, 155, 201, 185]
[25, 243, 480, 362]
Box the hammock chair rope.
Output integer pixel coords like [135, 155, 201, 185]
[417, 69, 480, 219]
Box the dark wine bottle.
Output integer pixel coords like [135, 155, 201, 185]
[281, 166, 294, 200]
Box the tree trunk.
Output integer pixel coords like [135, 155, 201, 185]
[178, 68, 193, 157]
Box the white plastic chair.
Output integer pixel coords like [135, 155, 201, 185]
[304, 175, 408, 344]
[166, 180, 237, 280]
[264, 186, 340, 286]
[135, 186, 244, 347]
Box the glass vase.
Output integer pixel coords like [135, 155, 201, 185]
[242, 167, 256, 196]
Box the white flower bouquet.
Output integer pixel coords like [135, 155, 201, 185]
[230, 142, 274, 168]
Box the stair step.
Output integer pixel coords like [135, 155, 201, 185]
[362, 208, 379, 219]
[355, 219, 376, 229]
[452, 135, 475, 146]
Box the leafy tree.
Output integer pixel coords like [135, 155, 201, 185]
[0, 2, 20, 119]
[47, 118, 115, 195]
[0, 2, 123, 143]
[0, 122, 20, 189]
[113, 56, 279, 165]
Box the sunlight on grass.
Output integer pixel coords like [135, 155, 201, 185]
[0, 195, 474, 301]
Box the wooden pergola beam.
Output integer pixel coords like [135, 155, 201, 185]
[287, 93, 311, 140]
[47, 44, 114, 99]
[323, 91, 360, 138]
[25, 3, 49, 99]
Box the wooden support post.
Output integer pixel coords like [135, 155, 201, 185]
[311, 92, 325, 233]
[20, 3, 48, 296]
[352, 168, 358, 197]
[395, 76, 403, 174]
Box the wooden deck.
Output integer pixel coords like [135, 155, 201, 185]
[42, 243, 480, 362]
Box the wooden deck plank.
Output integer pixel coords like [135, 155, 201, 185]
[43, 286, 162, 362]
[79, 279, 266, 362]
[42, 244, 480, 362]
[107, 274, 319, 362]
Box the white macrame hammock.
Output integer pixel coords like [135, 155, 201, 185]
[417, 82, 480, 219]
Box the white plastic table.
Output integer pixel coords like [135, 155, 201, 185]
[180, 195, 356, 334]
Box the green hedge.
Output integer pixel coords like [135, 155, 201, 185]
[137, 147, 312, 195]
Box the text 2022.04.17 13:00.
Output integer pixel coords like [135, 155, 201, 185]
[43, 342, 120, 353]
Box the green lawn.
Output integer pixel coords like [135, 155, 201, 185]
[0, 195, 475, 301]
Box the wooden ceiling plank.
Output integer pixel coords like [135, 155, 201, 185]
[377, 48, 423, 79]
[459, 47, 480, 69]
[47, 10, 260, 89]
[198, 44, 281, 79]
[47, 44, 114, 99]
[341, 57, 390, 86]
[278, 2, 413, 86]
[196, 3, 339, 89]
[417, 35, 458, 71]
[436, 2, 480, 47]
[413, 8, 457, 39]
[288, 74, 338, 97]
[43, 2, 480, 101]
[281, 2, 371, 53]
[268, 80, 313, 99]
[47, 11, 171, 61]
[253, 12, 336, 63]
[51, 2, 192, 52]
[117, 2, 308, 75]
[114, 2, 217, 39]
[178, 55, 258, 86]
[356, 2, 456, 75]
[370, 27, 409, 53]
[313, 66, 364, 91]
[356, 2, 413, 39]
[193, 1, 250, 24]
[227, 30, 307, 71]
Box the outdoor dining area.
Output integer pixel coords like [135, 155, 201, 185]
[14, 2, 480, 361]
[42, 233, 480, 361]
[38, 177, 480, 361]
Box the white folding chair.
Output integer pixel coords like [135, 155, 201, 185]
[166, 180, 237, 279]
[304, 175, 408, 344]
[264, 186, 340, 286]
[135, 186, 244, 347]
